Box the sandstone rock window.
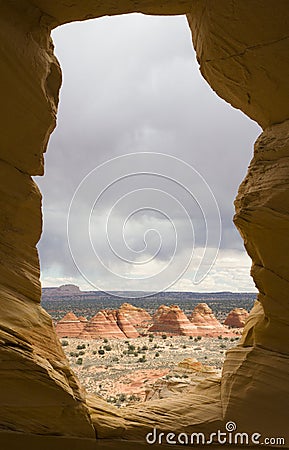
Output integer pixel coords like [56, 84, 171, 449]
[0, 1, 288, 447]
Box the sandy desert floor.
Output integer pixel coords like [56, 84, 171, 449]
[61, 334, 240, 406]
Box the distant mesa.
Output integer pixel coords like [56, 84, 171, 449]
[58, 284, 81, 293]
[42, 284, 82, 298]
[224, 308, 249, 328]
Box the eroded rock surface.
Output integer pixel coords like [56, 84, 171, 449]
[224, 308, 249, 328]
[118, 302, 152, 327]
[1, 0, 289, 447]
[148, 305, 199, 336]
[190, 303, 227, 336]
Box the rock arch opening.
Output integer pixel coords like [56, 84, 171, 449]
[38, 12, 259, 409]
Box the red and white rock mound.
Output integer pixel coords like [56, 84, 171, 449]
[117, 312, 139, 338]
[79, 309, 140, 339]
[148, 305, 199, 336]
[190, 303, 226, 337]
[80, 311, 124, 339]
[55, 312, 85, 338]
[118, 303, 152, 327]
[224, 308, 249, 328]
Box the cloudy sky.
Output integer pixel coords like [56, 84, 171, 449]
[36, 13, 261, 294]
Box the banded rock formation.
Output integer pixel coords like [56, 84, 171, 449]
[118, 302, 152, 327]
[56, 308, 140, 340]
[224, 308, 249, 328]
[148, 305, 198, 336]
[117, 312, 140, 338]
[55, 312, 86, 338]
[190, 303, 227, 336]
[80, 311, 125, 339]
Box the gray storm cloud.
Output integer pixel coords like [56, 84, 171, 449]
[36, 14, 260, 292]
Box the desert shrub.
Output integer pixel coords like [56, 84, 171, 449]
[98, 349, 105, 355]
[104, 345, 112, 351]
[197, 336, 202, 340]
[155, 352, 160, 357]
[76, 358, 83, 365]
[183, 345, 187, 349]
[189, 336, 193, 340]
[218, 335, 223, 340]
[138, 356, 146, 363]
[77, 344, 86, 350]
[134, 352, 139, 357]
[128, 395, 140, 402]
[103, 338, 108, 343]
[142, 345, 148, 351]
[128, 344, 135, 351]
[162, 334, 167, 339]
[220, 344, 226, 349]
[61, 340, 69, 346]
[118, 393, 127, 403]
[78, 350, 85, 355]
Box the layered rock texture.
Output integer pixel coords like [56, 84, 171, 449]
[190, 303, 228, 336]
[1, 0, 289, 448]
[55, 303, 238, 339]
[148, 303, 231, 337]
[224, 308, 249, 328]
[148, 305, 198, 336]
[55, 312, 86, 337]
[118, 302, 152, 327]
[56, 307, 140, 339]
[80, 311, 127, 339]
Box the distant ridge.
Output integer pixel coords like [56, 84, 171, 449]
[42, 284, 82, 298]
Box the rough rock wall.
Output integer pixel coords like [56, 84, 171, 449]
[0, 0, 289, 446]
[187, 0, 289, 129]
[224, 121, 289, 436]
[0, 0, 94, 438]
